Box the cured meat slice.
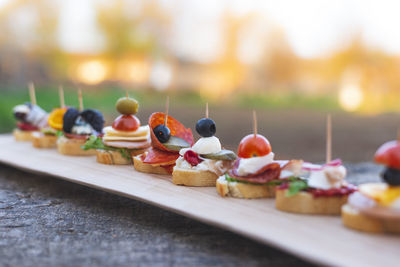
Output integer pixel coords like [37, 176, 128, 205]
[142, 147, 179, 165]
[149, 112, 193, 152]
[64, 133, 90, 140]
[229, 159, 281, 184]
[103, 139, 151, 149]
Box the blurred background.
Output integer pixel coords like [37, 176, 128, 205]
[1, 0, 400, 162]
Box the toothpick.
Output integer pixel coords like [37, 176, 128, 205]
[253, 110, 258, 138]
[164, 96, 169, 126]
[126, 90, 129, 98]
[326, 114, 332, 164]
[397, 128, 400, 142]
[28, 82, 36, 106]
[59, 85, 65, 108]
[78, 89, 84, 112]
[205, 103, 209, 119]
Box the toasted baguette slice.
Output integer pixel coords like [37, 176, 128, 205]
[172, 167, 218, 187]
[96, 149, 146, 165]
[32, 132, 57, 148]
[57, 136, 96, 156]
[133, 156, 171, 175]
[275, 189, 348, 215]
[216, 176, 276, 198]
[13, 129, 36, 141]
[341, 204, 400, 234]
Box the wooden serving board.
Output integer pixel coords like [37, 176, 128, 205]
[0, 134, 398, 267]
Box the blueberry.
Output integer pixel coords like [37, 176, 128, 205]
[63, 108, 80, 133]
[196, 118, 216, 137]
[382, 168, 400, 186]
[80, 109, 105, 132]
[153, 124, 171, 143]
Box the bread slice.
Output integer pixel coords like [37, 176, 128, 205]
[172, 167, 218, 187]
[275, 189, 348, 215]
[13, 129, 36, 141]
[57, 136, 96, 156]
[133, 156, 171, 175]
[341, 204, 400, 234]
[32, 132, 57, 148]
[96, 149, 146, 165]
[216, 176, 276, 198]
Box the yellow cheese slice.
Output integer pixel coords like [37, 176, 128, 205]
[359, 183, 400, 206]
[103, 125, 149, 138]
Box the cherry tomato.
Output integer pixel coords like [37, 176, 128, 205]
[238, 134, 271, 158]
[112, 115, 140, 132]
[374, 140, 400, 169]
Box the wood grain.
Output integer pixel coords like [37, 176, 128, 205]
[0, 134, 398, 267]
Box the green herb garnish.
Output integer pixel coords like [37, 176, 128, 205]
[81, 135, 132, 161]
[41, 128, 57, 136]
[56, 130, 64, 137]
[286, 179, 308, 197]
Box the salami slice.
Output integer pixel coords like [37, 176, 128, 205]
[229, 159, 281, 184]
[149, 112, 193, 152]
[142, 147, 179, 165]
[64, 132, 90, 140]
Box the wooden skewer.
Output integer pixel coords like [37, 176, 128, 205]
[397, 128, 400, 142]
[253, 110, 258, 138]
[326, 113, 332, 164]
[205, 103, 209, 119]
[59, 85, 65, 108]
[164, 96, 169, 126]
[78, 89, 84, 112]
[28, 82, 36, 106]
[126, 90, 129, 98]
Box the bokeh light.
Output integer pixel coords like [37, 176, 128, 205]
[339, 84, 364, 112]
[76, 60, 108, 85]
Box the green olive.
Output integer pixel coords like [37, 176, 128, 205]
[116, 97, 139, 115]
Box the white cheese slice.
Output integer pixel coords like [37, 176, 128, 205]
[237, 152, 275, 176]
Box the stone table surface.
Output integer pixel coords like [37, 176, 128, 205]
[0, 163, 382, 267]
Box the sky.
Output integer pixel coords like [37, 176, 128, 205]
[3, 0, 400, 62]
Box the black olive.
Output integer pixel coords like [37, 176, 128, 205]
[63, 108, 80, 133]
[196, 118, 216, 137]
[80, 109, 105, 132]
[382, 168, 400, 186]
[14, 112, 26, 122]
[153, 124, 171, 143]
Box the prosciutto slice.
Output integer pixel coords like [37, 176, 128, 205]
[103, 139, 151, 149]
[228, 159, 281, 184]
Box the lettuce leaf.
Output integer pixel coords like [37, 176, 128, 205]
[286, 180, 308, 197]
[81, 135, 132, 161]
[56, 130, 64, 137]
[224, 174, 299, 186]
[41, 128, 57, 135]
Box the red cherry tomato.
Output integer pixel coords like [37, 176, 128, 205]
[374, 140, 400, 169]
[112, 115, 140, 132]
[238, 134, 271, 158]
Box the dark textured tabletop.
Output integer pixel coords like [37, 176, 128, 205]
[0, 163, 382, 267]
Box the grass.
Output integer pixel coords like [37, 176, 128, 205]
[0, 84, 340, 133]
